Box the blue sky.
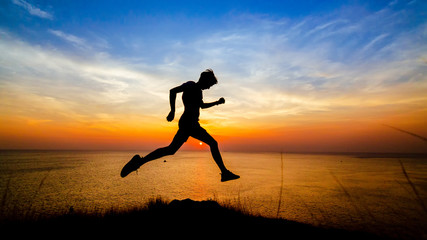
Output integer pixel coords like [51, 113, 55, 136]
[1, 0, 426, 151]
[4, 0, 424, 62]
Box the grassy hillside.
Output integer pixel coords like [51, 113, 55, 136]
[1, 198, 388, 239]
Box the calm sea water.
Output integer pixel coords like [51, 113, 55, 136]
[0, 150, 426, 238]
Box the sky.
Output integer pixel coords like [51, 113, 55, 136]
[0, 0, 426, 152]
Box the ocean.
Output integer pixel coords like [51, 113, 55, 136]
[0, 150, 426, 238]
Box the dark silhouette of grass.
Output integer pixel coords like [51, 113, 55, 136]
[277, 152, 284, 218]
[330, 171, 367, 221]
[26, 169, 50, 218]
[382, 124, 427, 143]
[1, 198, 388, 239]
[398, 159, 427, 214]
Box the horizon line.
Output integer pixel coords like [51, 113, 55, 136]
[1, 148, 426, 156]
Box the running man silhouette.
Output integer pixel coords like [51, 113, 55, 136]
[121, 69, 240, 182]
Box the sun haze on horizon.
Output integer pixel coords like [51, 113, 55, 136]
[0, 0, 426, 153]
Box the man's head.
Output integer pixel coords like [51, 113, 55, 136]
[198, 69, 218, 90]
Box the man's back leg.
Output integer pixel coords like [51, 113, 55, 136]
[121, 129, 187, 177]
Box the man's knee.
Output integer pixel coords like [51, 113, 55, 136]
[207, 139, 218, 148]
[165, 145, 179, 155]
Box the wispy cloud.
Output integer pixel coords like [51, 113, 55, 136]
[305, 19, 348, 37]
[361, 33, 390, 54]
[12, 0, 53, 20]
[49, 29, 88, 49]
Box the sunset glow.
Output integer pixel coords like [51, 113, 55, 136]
[1, 0, 426, 152]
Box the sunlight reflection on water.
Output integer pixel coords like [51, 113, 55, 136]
[0, 150, 426, 238]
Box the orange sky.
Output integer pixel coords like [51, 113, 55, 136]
[0, 98, 425, 152]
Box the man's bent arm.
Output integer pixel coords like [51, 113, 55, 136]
[201, 97, 225, 109]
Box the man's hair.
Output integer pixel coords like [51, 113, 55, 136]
[199, 69, 218, 85]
